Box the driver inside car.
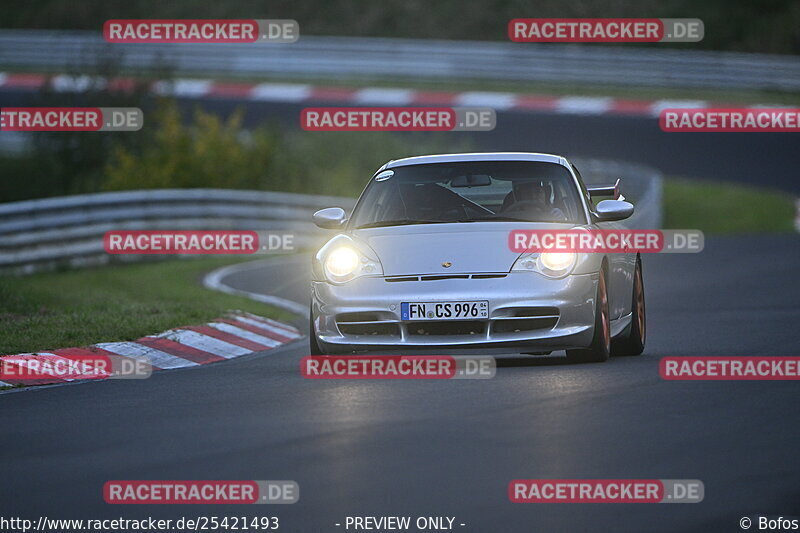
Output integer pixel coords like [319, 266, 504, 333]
[500, 180, 566, 221]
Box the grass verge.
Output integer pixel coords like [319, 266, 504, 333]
[663, 178, 796, 233]
[0, 256, 296, 355]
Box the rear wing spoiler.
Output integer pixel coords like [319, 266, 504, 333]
[587, 179, 623, 200]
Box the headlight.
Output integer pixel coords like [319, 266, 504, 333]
[325, 247, 360, 279]
[315, 235, 384, 284]
[511, 251, 577, 278]
[539, 252, 576, 273]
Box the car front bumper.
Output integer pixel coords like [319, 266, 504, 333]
[311, 272, 598, 353]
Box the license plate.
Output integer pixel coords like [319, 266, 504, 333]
[401, 301, 488, 321]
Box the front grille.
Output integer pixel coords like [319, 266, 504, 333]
[334, 306, 559, 340]
[337, 311, 383, 322]
[490, 307, 559, 335]
[338, 322, 400, 336]
[385, 273, 507, 283]
[496, 306, 559, 318]
[492, 317, 558, 334]
[407, 320, 485, 336]
[336, 311, 400, 337]
[420, 274, 469, 281]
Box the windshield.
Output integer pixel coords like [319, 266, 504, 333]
[349, 160, 586, 229]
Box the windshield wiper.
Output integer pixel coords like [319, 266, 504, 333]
[355, 218, 444, 229]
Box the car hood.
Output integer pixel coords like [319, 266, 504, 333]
[352, 222, 576, 276]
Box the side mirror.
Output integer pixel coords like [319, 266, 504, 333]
[595, 199, 634, 222]
[313, 207, 347, 229]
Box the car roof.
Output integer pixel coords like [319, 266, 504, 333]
[384, 152, 570, 169]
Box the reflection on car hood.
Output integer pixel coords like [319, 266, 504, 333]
[353, 221, 576, 276]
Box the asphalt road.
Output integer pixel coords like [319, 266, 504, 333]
[2, 235, 799, 532]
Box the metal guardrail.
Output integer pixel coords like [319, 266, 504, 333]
[0, 30, 798, 92]
[0, 189, 356, 274]
[0, 159, 662, 275]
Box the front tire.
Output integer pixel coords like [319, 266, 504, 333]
[566, 270, 611, 363]
[612, 257, 646, 356]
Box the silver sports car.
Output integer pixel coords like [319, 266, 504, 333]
[309, 152, 646, 362]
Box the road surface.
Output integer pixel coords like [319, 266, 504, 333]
[2, 235, 799, 532]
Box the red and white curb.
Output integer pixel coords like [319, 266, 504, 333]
[0, 311, 301, 388]
[0, 72, 780, 118]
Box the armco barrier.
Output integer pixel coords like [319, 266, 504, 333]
[0, 30, 798, 92]
[0, 189, 354, 274]
[0, 159, 662, 274]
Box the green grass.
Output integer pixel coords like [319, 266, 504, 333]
[663, 178, 796, 233]
[0, 257, 297, 355]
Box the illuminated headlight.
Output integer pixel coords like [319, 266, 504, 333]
[325, 247, 360, 279]
[511, 251, 577, 278]
[539, 252, 577, 273]
[316, 235, 383, 284]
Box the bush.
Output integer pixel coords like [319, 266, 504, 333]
[265, 130, 472, 197]
[103, 100, 472, 197]
[103, 102, 275, 191]
[0, 73, 152, 202]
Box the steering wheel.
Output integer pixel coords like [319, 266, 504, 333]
[500, 200, 540, 214]
[501, 201, 567, 221]
[439, 205, 469, 221]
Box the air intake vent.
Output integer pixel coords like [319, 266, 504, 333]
[491, 307, 559, 334]
[500, 307, 559, 318]
[407, 321, 485, 336]
[336, 311, 400, 337]
[385, 273, 508, 282]
[420, 274, 469, 281]
[492, 317, 557, 334]
[339, 323, 400, 336]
